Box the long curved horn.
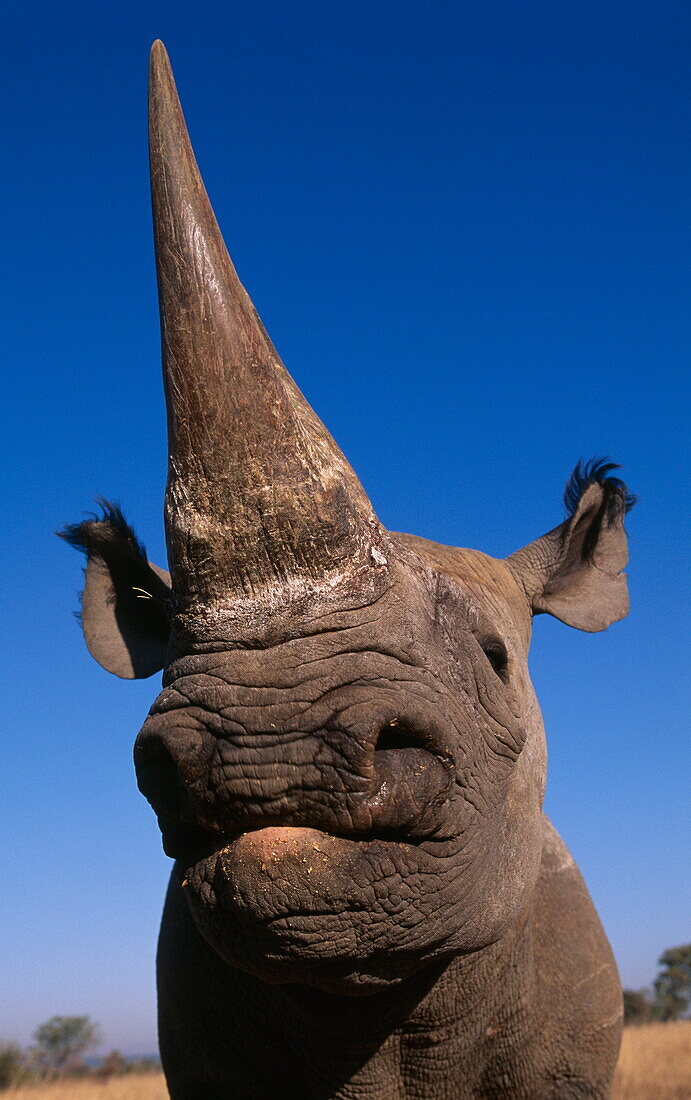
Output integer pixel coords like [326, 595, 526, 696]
[149, 42, 384, 611]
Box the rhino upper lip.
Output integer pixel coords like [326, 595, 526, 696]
[159, 810, 451, 871]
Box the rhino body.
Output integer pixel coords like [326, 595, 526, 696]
[63, 42, 632, 1098]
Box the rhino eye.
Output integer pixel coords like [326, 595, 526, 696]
[480, 636, 509, 681]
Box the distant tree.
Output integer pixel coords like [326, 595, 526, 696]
[98, 1050, 127, 1078]
[0, 1041, 25, 1089]
[623, 988, 655, 1025]
[32, 1016, 100, 1076]
[127, 1055, 162, 1075]
[654, 944, 691, 1022]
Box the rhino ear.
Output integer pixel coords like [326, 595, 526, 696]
[506, 460, 636, 633]
[59, 502, 171, 678]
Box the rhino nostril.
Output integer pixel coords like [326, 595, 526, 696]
[135, 738, 186, 818]
[374, 720, 425, 753]
[367, 720, 453, 835]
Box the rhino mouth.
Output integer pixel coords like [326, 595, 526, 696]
[160, 803, 453, 878]
[170, 823, 464, 990]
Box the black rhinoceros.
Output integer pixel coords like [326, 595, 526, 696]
[62, 41, 634, 1099]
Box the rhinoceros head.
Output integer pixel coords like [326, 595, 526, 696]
[61, 43, 634, 994]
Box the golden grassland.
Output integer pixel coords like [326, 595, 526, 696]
[7, 1078, 168, 1098]
[6, 1021, 690, 1098]
[612, 1020, 691, 1099]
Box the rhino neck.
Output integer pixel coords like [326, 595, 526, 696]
[275, 916, 536, 1095]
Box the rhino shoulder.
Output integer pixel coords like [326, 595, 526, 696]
[530, 815, 623, 1094]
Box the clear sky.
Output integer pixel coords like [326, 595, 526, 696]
[2, 0, 688, 1056]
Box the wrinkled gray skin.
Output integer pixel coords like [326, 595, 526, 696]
[62, 41, 632, 1098]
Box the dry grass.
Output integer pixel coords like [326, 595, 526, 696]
[6, 1022, 690, 1097]
[612, 1020, 691, 1099]
[7, 1077, 169, 1099]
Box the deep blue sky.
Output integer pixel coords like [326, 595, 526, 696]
[2, 1, 688, 1055]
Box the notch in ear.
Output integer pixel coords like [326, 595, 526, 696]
[59, 501, 171, 678]
[506, 460, 636, 632]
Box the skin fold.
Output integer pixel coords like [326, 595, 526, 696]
[61, 41, 633, 1099]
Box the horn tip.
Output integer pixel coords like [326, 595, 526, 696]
[150, 39, 171, 79]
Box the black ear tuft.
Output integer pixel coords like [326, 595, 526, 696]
[59, 499, 149, 573]
[563, 459, 636, 563]
[59, 501, 171, 678]
[58, 499, 170, 616]
[563, 458, 637, 523]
